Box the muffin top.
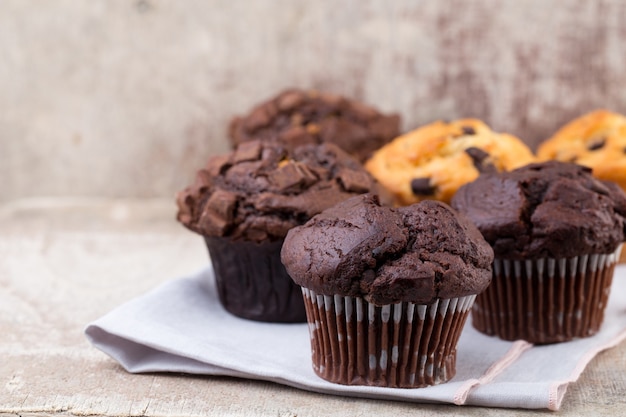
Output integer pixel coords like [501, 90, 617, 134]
[228, 88, 401, 162]
[281, 194, 493, 305]
[364, 118, 536, 205]
[451, 161, 626, 259]
[176, 141, 384, 242]
[537, 109, 626, 192]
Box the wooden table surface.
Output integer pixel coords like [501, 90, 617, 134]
[1, 198, 625, 417]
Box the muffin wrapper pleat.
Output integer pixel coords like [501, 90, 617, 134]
[205, 237, 306, 323]
[473, 245, 623, 344]
[301, 289, 476, 388]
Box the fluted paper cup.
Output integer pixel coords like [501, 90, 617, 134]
[205, 236, 306, 323]
[472, 245, 623, 344]
[301, 288, 476, 388]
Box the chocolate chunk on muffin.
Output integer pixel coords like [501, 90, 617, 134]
[229, 88, 401, 162]
[281, 194, 493, 387]
[176, 141, 385, 322]
[452, 161, 626, 343]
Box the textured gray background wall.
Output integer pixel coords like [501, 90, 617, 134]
[2, 0, 626, 201]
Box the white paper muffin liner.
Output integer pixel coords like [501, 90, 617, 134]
[301, 288, 476, 388]
[473, 244, 623, 344]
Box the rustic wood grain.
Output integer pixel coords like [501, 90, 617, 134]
[2, 0, 626, 201]
[1, 199, 625, 416]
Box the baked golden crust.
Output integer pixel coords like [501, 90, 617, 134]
[537, 109, 626, 192]
[364, 119, 536, 205]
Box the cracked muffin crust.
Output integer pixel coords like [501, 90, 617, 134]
[228, 88, 401, 163]
[364, 118, 536, 205]
[451, 161, 626, 259]
[281, 194, 493, 305]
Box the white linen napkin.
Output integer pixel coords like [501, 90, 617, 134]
[85, 264, 626, 410]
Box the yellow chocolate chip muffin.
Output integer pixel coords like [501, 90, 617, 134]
[537, 109, 626, 192]
[364, 119, 536, 206]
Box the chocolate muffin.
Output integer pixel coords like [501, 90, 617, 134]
[281, 194, 493, 387]
[176, 141, 384, 322]
[452, 161, 626, 343]
[229, 88, 401, 162]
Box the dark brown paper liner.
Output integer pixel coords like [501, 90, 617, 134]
[472, 245, 623, 344]
[205, 237, 306, 323]
[301, 289, 476, 388]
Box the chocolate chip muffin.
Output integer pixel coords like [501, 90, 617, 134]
[537, 109, 626, 192]
[452, 161, 626, 343]
[176, 141, 384, 322]
[365, 118, 536, 205]
[228, 88, 401, 163]
[281, 194, 493, 387]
